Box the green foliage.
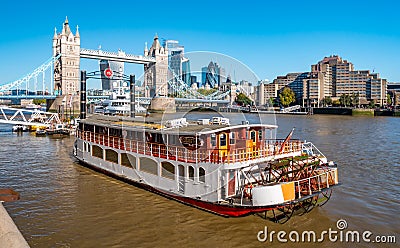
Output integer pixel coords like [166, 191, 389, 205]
[387, 94, 392, 105]
[197, 88, 217, 96]
[235, 92, 252, 106]
[351, 92, 360, 107]
[268, 97, 274, 107]
[332, 99, 341, 106]
[339, 93, 360, 107]
[32, 99, 46, 105]
[369, 99, 375, 108]
[339, 94, 352, 107]
[321, 96, 332, 106]
[279, 87, 295, 107]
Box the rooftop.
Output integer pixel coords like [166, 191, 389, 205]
[81, 114, 277, 135]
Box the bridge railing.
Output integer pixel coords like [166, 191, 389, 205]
[78, 130, 303, 165]
[80, 48, 156, 62]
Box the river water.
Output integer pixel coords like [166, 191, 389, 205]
[0, 114, 398, 247]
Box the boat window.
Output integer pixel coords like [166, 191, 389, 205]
[161, 162, 175, 180]
[97, 126, 107, 134]
[139, 157, 158, 175]
[211, 134, 216, 147]
[250, 130, 256, 142]
[154, 133, 164, 144]
[258, 130, 262, 141]
[229, 132, 235, 145]
[92, 145, 103, 159]
[188, 166, 195, 181]
[110, 128, 122, 137]
[199, 167, 206, 183]
[84, 124, 94, 132]
[137, 131, 144, 141]
[220, 133, 227, 147]
[168, 135, 174, 145]
[121, 153, 136, 168]
[105, 149, 118, 163]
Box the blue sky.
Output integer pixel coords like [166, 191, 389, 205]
[1, 0, 399, 88]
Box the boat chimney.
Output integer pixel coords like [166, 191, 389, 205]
[130, 74, 136, 118]
[80, 70, 87, 119]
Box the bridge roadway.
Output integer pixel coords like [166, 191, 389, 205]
[86, 95, 229, 104]
[80, 48, 156, 64]
[0, 95, 229, 104]
[0, 95, 56, 100]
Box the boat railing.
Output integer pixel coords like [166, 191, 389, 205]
[302, 142, 326, 158]
[293, 168, 338, 199]
[77, 131, 304, 165]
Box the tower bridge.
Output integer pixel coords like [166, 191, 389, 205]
[0, 17, 237, 111]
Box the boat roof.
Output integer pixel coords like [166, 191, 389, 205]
[81, 114, 277, 135]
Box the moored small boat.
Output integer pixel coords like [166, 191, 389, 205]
[35, 129, 46, 136]
[46, 124, 71, 137]
[12, 125, 28, 132]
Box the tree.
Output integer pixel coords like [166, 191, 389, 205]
[369, 99, 375, 109]
[387, 94, 392, 106]
[351, 92, 360, 107]
[339, 94, 351, 107]
[197, 88, 217, 96]
[268, 97, 274, 107]
[235, 93, 252, 106]
[322, 96, 332, 107]
[279, 87, 296, 107]
[332, 99, 341, 106]
[33, 99, 46, 105]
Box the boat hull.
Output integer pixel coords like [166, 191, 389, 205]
[75, 157, 329, 218]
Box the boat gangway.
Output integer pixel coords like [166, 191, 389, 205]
[0, 106, 61, 127]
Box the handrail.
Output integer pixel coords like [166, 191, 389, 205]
[293, 169, 337, 199]
[77, 130, 304, 165]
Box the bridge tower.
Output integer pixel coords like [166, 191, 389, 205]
[144, 35, 168, 97]
[52, 17, 80, 96]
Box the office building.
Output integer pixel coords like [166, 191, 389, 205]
[99, 60, 125, 92]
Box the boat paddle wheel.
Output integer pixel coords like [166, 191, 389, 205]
[235, 153, 338, 223]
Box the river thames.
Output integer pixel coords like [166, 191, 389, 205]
[0, 114, 398, 247]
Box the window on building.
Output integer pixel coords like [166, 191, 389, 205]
[258, 130, 263, 141]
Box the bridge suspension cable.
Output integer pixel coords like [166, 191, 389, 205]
[0, 54, 61, 93]
[167, 68, 231, 101]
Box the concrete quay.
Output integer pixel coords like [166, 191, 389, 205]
[0, 202, 29, 248]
